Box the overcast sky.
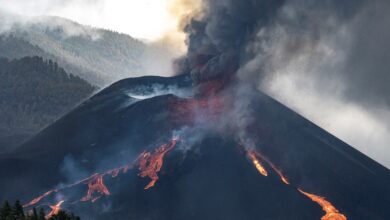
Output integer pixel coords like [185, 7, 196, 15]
[0, 0, 180, 41]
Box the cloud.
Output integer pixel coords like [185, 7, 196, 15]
[0, 0, 189, 42]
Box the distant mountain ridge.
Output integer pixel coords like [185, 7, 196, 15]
[0, 16, 174, 86]
[0, 56, 95, 152]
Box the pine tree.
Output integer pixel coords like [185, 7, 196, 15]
[30, 208, 38, 220]
[48, 210, 80, 220]
[0, 201, 12, 220]
[12, 200, 25, 219]
[1, 200, 80, 220]
[37, 209, 45, 220]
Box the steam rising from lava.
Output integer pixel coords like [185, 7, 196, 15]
[46, 200, 64, 219]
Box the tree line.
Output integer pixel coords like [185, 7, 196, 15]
[0, 56, 95, 152]
[0, 200, 80, 220]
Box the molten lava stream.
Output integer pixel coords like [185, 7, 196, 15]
[245, 148, 290, 184]
[80, 174, 110, 202]
[252, 151, 290, 185]
[298, 189, 347, 220]
[23, 189, 57, 208]
[245, 148, 347, 220]
[46, 200, 64, 218]
[24, 139, 179, 209]
[138, 139, 178, 189]
[247, 150, 268, 176]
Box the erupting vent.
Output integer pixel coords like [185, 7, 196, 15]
[170, 96, 224, 123]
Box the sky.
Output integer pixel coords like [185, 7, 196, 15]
[0, 0, 182, 41]
[0, 0, 389, 168]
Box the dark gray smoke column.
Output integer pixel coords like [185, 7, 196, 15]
[178, 0, 286, 84]
[175, 0, 390, 167]
[179, 0, 368, 85]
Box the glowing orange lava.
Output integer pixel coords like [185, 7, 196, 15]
[247, 151, 268, 176]
[254, 152, 290, 185]
[80, 174, 110, 202]
[138, 139, 177, 189]
[245, 147, 346, 220]
[23, 189, 57, 208]
[46, 200, 64, 218]
[24, 139, 179, 209]
[275, 169, 290, 185]
[25, 138, 346, 220]
[299, 189, 347, 220]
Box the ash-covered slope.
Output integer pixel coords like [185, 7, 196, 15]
[0, 74, 389, 220]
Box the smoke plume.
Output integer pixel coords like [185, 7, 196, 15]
[178, 0, 390, 167]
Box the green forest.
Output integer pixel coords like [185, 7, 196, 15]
[0, 56, 95, 152]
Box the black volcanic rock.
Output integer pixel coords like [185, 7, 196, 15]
[0, 74, 389, 220]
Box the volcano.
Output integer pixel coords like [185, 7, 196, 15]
[0, 74, 389, 220]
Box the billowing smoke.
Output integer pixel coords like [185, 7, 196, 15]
[178, 0, 390, 167]
[177, 0, 286, 83]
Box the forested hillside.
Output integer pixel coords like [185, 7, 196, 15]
[0, 56, 95, 152]
[0, 16, 173, 86]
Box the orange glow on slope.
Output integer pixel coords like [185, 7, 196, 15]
[268, 162, 290, 185]
[80, 174, 110, 203]
[170, 96, 224, 124]
[46, 200, 64, 218]
[23, 189, 57, 208]
[254, 152, 290, 185]
[245, 147, 346, 220]
[275, 168, 289, 185]
[24, 139, 179, 208]
[138, 139, 178, 189]
[247, 151, 268, 176]
[24, 163, 134, 208]
[298, 189, 347, 220]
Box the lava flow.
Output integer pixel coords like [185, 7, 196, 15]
[24, 139, 179, 213]
[23, 189, 57, 208]
[80, 174, 110, 203]
[46, 200, 64, 218]
[138, 139, 178, 189]
[249, 150, 289, 184]
[245, 148, 346, 220]
[247, 150, 268, 176]
[298, 190, 347, 220]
